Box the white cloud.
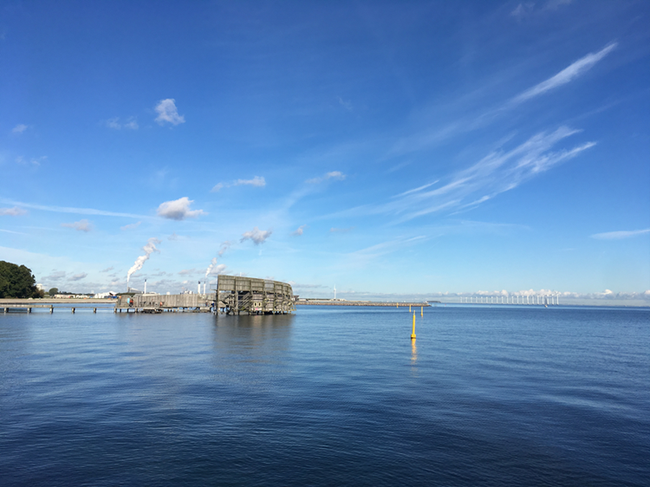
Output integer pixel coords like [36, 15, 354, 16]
[156, 197, 205, 220]
[61, 219, 93, 232]
[44, 271, 66, 281]
[16, 155, 46, 166]
[591, 228, 650, 240]
[106, 117, 121, 129]
[106, 117, 138, 130]
[100, 267, 114, 273]
[178, 268, 200, 276]
[510, 3, 534, 20]
[511, 0, 572, 20]
[241, 227, 272, 245]
[511, 43, 617, 104]
[211, 183, 225, 192]
[155, 98, 185, 126]
[12, 124, 28, 134]
[123, 118, 139, 130]
[0, 206, 27, 216]
[70, 273, 87, 281]
[211, 176, 266, 192]
[306, 171, 346, 184]
[292, 225, 306, 236]
[234, 176, 265, 187]
[337, 96, 353, 111]
[120, 221, 141, 230]
[0, 199, 148, 219]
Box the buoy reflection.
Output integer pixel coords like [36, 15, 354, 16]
[411, 339, 417, 364]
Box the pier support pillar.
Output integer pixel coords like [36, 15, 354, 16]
[93, 308, 97, 313]
[71, 307, 75, 314]
[28, 307, 32, 313]
[50, 306, 54, 314]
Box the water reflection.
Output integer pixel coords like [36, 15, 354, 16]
[210, 314, 294, 384]
[411, 339, 417, 365]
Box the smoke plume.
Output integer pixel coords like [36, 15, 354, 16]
[205, 257, 217, 278]
[218, 241, 231, 257]
[127, 238, 161, 284]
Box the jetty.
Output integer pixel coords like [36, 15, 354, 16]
[1, 298, 114, 313]
[114, 275, 295, 315]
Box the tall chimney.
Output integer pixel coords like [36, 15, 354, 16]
[144, 279, 147, 294]
[198, 281, 201, 295]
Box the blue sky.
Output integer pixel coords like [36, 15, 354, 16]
[1, 0, 649, 303]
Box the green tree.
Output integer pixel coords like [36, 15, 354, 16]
[0, 261, 43, 298]
[48, 287, 59, 296]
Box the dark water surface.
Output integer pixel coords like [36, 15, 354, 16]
[1, 305, 648, 486]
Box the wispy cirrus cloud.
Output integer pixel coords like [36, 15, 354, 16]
[0, 206, 27, 216]
[155, 98, 185, 125]
[12, 124, 28, 134]
[16, 156, 46, 166]
[292, 225, 307, 236]
[62, 219, 93, 232]
[510, 42, 617, 105]
[120, 221, 141, 230]
[212, 176, 266, 192]
[591, 228, 650, 240]
[307, 171, 346, 184]
[389, 42, 616, 158]
[0, 199, 148, 219]
[334, 126, 595, 223]
[156, 197, 205, 220]
[511, 0, 573, 20]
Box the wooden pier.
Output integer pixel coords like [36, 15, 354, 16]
[216, 275, 294, 315]
[112, 275, 295, 315]
[1, 298, 114, 314]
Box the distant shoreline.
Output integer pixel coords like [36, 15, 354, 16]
[296, 300, 431, 307]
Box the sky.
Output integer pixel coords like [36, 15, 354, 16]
[1, 0, 649, 304]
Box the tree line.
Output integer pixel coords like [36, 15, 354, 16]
[0, 261, 45, 299]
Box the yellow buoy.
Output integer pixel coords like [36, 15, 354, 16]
[420, 306, 423, 317]
[409, 304, 411, 312]
[411, 312, 416, 340]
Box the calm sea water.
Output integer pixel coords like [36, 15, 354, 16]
[0, 305, 648, 486]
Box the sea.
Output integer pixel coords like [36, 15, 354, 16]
[0, 304, 648, 486]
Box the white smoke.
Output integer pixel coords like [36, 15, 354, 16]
[218, 241, 231, 256]
[205, 257, 217, 278]
[126, 238, 161, 284]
